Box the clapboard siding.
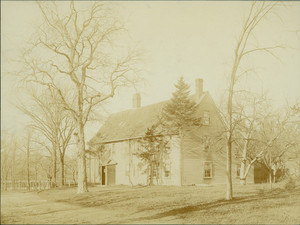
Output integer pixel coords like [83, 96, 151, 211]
[88, 88, 255, 185]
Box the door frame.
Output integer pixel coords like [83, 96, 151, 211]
[107, 164, 116, 185]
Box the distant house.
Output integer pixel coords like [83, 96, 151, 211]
[87, 79, 254, 186]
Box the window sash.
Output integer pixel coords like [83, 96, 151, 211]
[204, 162, 212, 178]
[203, 111, 210, 125]
[236, 165, 240, 178]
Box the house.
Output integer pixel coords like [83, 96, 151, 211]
[87, 79, 254, 186]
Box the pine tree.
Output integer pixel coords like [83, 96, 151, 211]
[162, 76, 200, 133]
[161, 76, 201, 185]
[136, 125, 169, 185]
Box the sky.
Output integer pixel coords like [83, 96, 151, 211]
[1, 1, 300, 141]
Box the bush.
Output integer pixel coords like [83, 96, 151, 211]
[284, 178, 296, 190]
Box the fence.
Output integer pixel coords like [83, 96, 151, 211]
[1, 180, 77, 191]
[1, 180, 50, 191]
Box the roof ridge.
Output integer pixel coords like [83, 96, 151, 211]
[108, 92, 207, 116]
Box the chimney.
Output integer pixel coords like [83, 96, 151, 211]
[132, 93, 141, 108]
[195, 78, 203, 103]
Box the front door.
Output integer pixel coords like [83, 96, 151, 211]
[107, 165, 116, 185]
[101, 166, 106, 185]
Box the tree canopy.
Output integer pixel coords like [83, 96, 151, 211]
[161, 76, 200, 133]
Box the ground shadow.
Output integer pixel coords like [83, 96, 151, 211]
[110, 187, 300, 224]
[56, 191, 141, 208]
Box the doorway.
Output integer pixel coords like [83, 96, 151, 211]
[101, 166, 105, 185]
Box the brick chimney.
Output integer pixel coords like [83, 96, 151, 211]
[132, 93, 141, 108]
[195, 78, 203, 103]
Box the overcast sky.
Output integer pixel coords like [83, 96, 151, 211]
[1, 1, 300, 140]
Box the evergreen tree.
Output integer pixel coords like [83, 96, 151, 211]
[162, 76, 201, 133]
[136, 125, 169, 186]
[161, 76, 201, 185]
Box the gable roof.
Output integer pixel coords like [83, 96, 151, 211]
[88, 92, 207, 146]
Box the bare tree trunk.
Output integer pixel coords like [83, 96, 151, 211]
[27, 133, 31, 192]
[76, 119, 88, 193]
[242, 158, 257, 184]
[224, 1, 279, 200]
[269, 171, 273, 189]
[149, 161, 154, 186]
[159, 145, 163, 185]
[128, 141, 133, 186]
[226, 85, 234, 200]
[60, 157, 65, 187]
[75, 84, 88, 193]
[240, 157, 246, 185]
[240, 137, 249, 185]
[240, 162, 246, 185]
[155, 161, 159, 185]
[269, 154, 272, 188]
[52, 141, 57, 188]
[12, 143, 16, 190]
[72, 168, 77, 185]
[226, 136, 233, 200]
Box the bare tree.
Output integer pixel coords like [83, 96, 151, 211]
[57, 116, 75, 186]
[65, 154, 78, 185]
[17, 88, 75, 187]
[231, 92, 270, 184]
[26, 128, 32, 191]
[1, 130, 32, 189]
[258, 110, 297, 185]
[1, 131, 13, 190]
[19, 2, 141, 193]
[234, 99, 297, 185]
[1, 130, 44, 190]
[224, 1, 284, 200]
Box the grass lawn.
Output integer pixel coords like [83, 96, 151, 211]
[1, 183, 300, 224]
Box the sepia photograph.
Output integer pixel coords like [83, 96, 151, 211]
[1, 0, 300, 224]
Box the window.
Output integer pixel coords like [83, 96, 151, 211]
[86, 157, 91, 169]
[200, 136, 211, 152]
[236, 165, 240, 178]
[203, 136, 211, 152]
[153, 168, 157, 177]
[203, 111, 210, 125]
[164, 171, 170, 178]
[204, 162, 213, 178]
[164, 163, 171, 178]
